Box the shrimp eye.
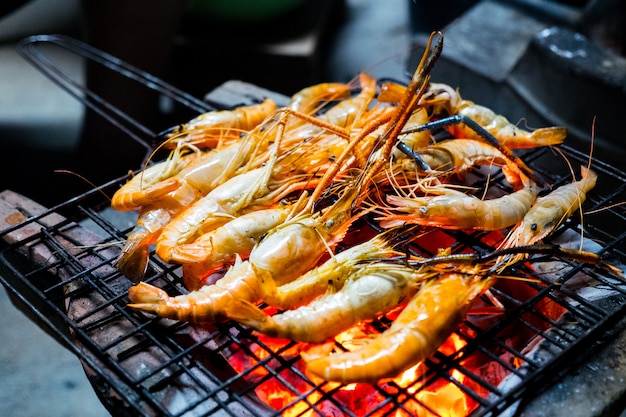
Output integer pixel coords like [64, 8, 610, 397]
[530, 223, 538, 231]
[419, 206, 428, 214]
[326, 219, 335, 228]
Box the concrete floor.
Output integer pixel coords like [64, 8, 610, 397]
[0, 0, 411, 415]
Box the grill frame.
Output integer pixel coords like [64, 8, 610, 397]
[1, 34, 626, 417]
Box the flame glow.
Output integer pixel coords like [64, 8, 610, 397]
[228, 330, 481, 417]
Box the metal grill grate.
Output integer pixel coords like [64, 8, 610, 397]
[1, 34, 626, 417]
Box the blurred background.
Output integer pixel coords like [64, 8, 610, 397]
[0, 0, 624, 416]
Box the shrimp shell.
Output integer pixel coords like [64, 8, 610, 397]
[303, 272, 493, 384]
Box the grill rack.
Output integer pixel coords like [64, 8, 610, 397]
[1, 34, 626, 417]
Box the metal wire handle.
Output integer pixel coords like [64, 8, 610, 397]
[16, 33, 215, 156]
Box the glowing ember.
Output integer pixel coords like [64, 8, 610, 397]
[227, 328, 483, 416]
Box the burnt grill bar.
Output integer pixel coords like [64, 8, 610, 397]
[1, 35, 626, 417]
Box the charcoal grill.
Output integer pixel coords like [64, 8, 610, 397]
[2, 34, 626, 417]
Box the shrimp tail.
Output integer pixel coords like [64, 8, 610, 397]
[580, 165, 597, 186]
[127, 282, 169, 311]
[115, 238, 150, 283]
[169, 241, 214, 264]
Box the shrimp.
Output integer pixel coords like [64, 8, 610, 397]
[128, 256, 262, 323]
[162, 98, 277, 149]
[129, 180, 364, 323]
[427, 83, 567, 149]
[305, 32, 444, 211]
[287, 82, 352, 115]
[411, 138, 530, 189]
[317, 73, 378, 129]
[380, 80, 566, 149]
[390, 107, 431, 160]
[303, 271, 494, 384]
[261, 234, 401, 310]
[155, 126, 351, 264]
[170, 205, 292, 289]
[379, 180, 538, 230]
[111, 144, 199, 211]
[249, 185, 363, 287]
[116, 205, 176, 282]
[115, 139, 261, 279]
[498, 166, 597, 268]
[154, 167, 272, 262]
[228, 263, 437, 343]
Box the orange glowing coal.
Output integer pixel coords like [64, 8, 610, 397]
[228, 328, 479, 417]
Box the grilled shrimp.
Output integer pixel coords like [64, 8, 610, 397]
[498, 166, 597, 268]
[156, 130, 350, 263]
[111, 145, 198, 211]
[115, 141, 252, 280]
[172, 205, 292, 289]
[249, 186, 364, 287]
[412, 138, 530, 189]
[228, 263, 436, 343]
[128, 256, 261, 323]
[155, 167, 272, 262]
[391, 107, 431, 160]
[427, 82, 567, 149]
[303, 271, 494, 384]
[318, 73, 378, 129]
[116, 205, 176, 282]
[162, 98, 277, 148]
[379, 80, 566, 149]
[379, 180, 538, 230]
[287, 82, 352, 115]
[129, 183, 363, 322]
[262, 235, 401, 310]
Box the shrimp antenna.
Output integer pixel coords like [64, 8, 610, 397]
[356, 31, 444, 199]
[408, 243, 618, 275]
